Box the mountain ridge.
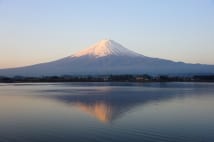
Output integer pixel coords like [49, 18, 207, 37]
[0, 39, 214, 77]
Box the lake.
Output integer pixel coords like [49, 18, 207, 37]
[0, 82, 214, 142]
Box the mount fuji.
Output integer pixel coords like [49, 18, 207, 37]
[0, 39, 214, 77]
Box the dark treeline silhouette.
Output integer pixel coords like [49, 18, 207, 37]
[0, 74, 214, 83]
[193, 75, 214, 82]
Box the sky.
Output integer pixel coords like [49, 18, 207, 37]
[0, 0, 214, 68]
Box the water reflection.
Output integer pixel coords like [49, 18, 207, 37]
[75, 102, 112, 123]
[1, 83, 214, 142]
[40, 83, 206, 123]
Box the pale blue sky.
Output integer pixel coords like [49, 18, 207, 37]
[0, 0, 214, 68]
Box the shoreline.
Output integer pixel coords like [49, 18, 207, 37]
[1, 75, 214, 83]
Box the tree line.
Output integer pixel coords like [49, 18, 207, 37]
[0, 75, 214, 83]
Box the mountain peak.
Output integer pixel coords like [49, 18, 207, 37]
[71, 39, 142, 58]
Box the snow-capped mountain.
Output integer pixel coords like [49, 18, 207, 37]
[0, 39, 214, 77]
[71, 39, 142, 58]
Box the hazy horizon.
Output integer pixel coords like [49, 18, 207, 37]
[1, 0, 214, 68]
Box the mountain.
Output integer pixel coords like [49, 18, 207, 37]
[0, 39, 214, 77]
[71, 39, 143, 58]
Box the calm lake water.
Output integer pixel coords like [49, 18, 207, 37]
[0, 82, 214, 142]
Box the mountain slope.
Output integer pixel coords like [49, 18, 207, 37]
[0, 39, 214, 77]
[71, 39, 143, 58]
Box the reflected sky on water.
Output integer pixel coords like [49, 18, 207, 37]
[0, 82, 214, 142]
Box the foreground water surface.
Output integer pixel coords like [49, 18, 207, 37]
[0, 82, 214, 142]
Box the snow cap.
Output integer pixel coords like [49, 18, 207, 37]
[71, 39, 142, 58]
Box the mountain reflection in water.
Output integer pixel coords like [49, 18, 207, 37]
[39, 83, 209, 123]
[1, 83, 214, 142]
[75, 102, 112, 123]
